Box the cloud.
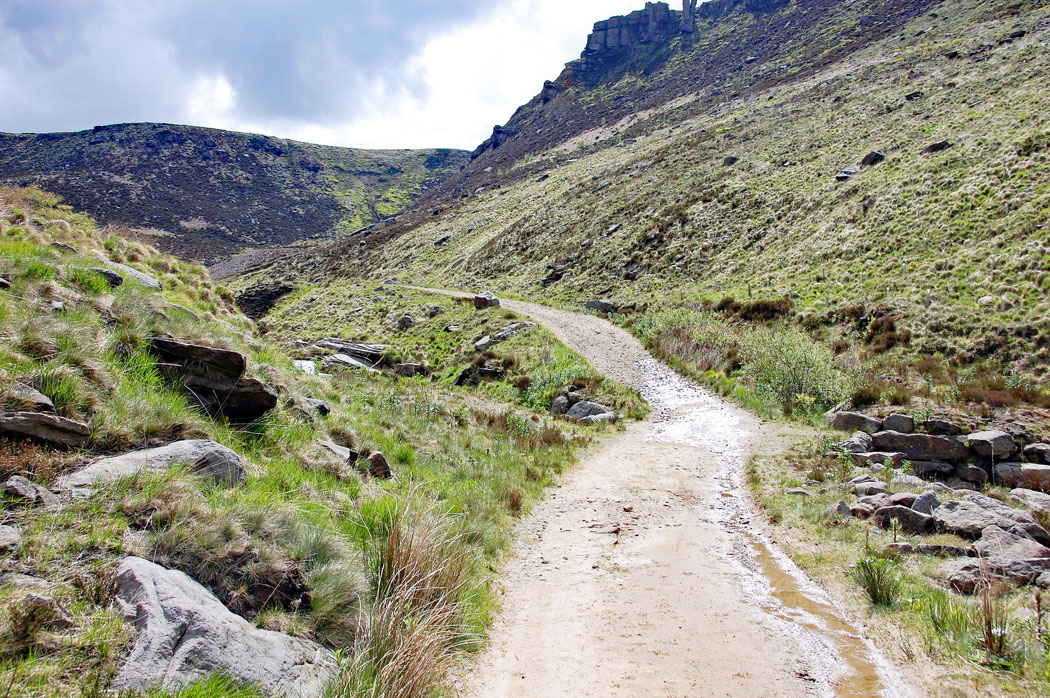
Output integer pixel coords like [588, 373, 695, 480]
[0, 0, 657, 149]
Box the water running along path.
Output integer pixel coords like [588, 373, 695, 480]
[451, 297, 915, 698]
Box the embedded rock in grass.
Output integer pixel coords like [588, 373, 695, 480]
[394, 363, 422, 378]
[318, 440, 357, 465]
[453, 365, 504, 387]
[0, 411, 90, 448]
[89, 267, 123, 287]
[427, 304, 442, 317]
[860, 150, 886, 167]
[0, 525, 21, 551]
[828, 411, 882, 434]
[10, 384, 55, 412]
[397, 314, 415, 330]
[298, 398, 330, 417]
[933, 493, 1050, 546]
[322, 353, 376, 372]
[870, 431, 968, 461]
[473, 291, 500, 309]
[475, 335, 492, 352]
[21, 593, 74, 630]
[872, 505, 934, 534]
[786, 488, 812, 496]
[1024, 443, 1050, 465]
[830, 500, 852, 519]
[312, 339, 387, 365]
[579, 412, 618, 425]
[1010, 488, 1050, 516]
[293, 359, 317, 375]
[551, 395, 570, 415]
[882, 414, 914, 433]
[585, 299, 618, 314]
[112, 556, 337, 698]
[149, 337, 277, 421]
[924, 419, 962, 436]
[722, 156, 740, 166]
[566, 400, 613, 421]
[0, 277, 10, 289]
[912, 491, 941, 515]
[50, 241, 79, 254]
[942, 526, 1050, 594]
[101, 260, 161, 289]
[55, 440, 246, 494]
[366, 451, 392, 479]
[4, 475, 59, 508]
[493, 321, 536, 342]
[994, 463, 1050, 492]
[922, 140, 953, 154]
[835, 166, 859, 181]
[966, 430, 1017, 460]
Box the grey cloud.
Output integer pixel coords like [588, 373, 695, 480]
[0, 0, 496, 134]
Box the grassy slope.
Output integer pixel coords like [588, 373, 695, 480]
[333, 0, 1049, 392]
[0, 187, 630, 697]
[0, 124, 469, 262]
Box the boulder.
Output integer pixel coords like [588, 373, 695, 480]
[891, 474, 927, 490]
[551, 395, 570, 415]
[397, 314, 415, 330]
[149, 338, 277, 422]
[830, 500, 853, 519]
[298, 398, 330, 417]
[292, 360, 317, 375]
[836, 166, 860, 181]
[565, 401, 613, 421]
[889, 492, 918, 507]
[112, 557, 336, 697]
[850, 493, 891, 519]
[473, 292, 500, 309]
[56, 440, 246, 494]
[579, 412, 618, 425]
[922, 141, 953, 154]
[860, 150, 886, 167]
[829, 411, 882, 434]
[426, 305, 442, 318]
[1023, 443, 1050, 465]
[912, 491, 942, 515]
[871, 431, 968, 461]
[945, 477, 979, 491]
[0, 411, 90, 448]
[954, 462, 990, 485]
[855, 480, 889, 497]
[994, 463, 1050, 492]
[0, 277, 9, 289]
[933, 493, 1050, 546]
[872, 505, 934, 534]
[722, 156, 740, 166]
[318, 440, 356, 464]
[882, 414, 914, 433]
[1009, 488, 1050, 516]
[966, 430, 1017, 460]
[475, 335, 492, 352]
[852, 452, 904, 467]
[312, 339, 387, 364]
[366, 452, 392, 479]
[89, 267, 124, 287]
[4, 476, 59, 507]
[102, 260, 161, 290]
[839, 431, 873, 453]
[924, 419, 961, 436]
[584, 299, 618, 314]
[453, 366, 504, 387]
[941, 526, 1050, 593]
[909, 459, 954, 477]
[493, 322, 536, 342]
[10, 384, 55, 412]
[0, 525, 21, 551]
[394, 363, 422, 378]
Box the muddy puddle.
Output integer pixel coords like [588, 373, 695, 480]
[640, 358, 911, 698]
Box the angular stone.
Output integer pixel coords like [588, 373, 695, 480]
[312, 339, 387, 364]
[966, 430, 1016, 459]
[925, 419, 962, 436]
[861, 150, 886, 167]
[871, 431, 968, 461]
[1010, 488, 1050, 516]
[882, 414, 914, 433]
[948, 526, 1050, 591]
[839, 431, 874, 453]
[933, 493, 1050, 546]
[830, 500, 852, 519]
[102, 260, 161, 289]
[855, 480, 888, 497]
[891, 474, 927, 490]
[298, 398, 330, 416]
[889, 492, 918, 507]
[112, 557, 336, 697]
[4, 476, 59, 507]
[473, 291, 500, 309]
[394, 363, 422, 378]
[551, 395, 570, 415]
[493, 322, 536, 342]
[579, 412, 618, 425]
[995, 463, 1050, 492]
[872, 505, 934, 534]
[317, 440, 355, 464]
[21, 593, 74, 630]
[954, 462, 989, 485]
[322, 354, 377, 372]
[829, 411, 882, 434]
[912, 491, 941, 515]
[396, 314, 415, 331]
[366, 452, 392, 479]
[56, 440, 246, 494]
[909, 460, 954, 477]
[584, 299, 618, 314]
[850, 493, 891, 519]
[0, 411, 89, 448]
[0, 525, 21, 551]
[292, 360, 317, 375]
[852, 452, 905, 467]
[1023, 443, 1050, 465]
[475, 335, 492, 352]
[10, 384, 55, 412]
[89, 267, 124, 287]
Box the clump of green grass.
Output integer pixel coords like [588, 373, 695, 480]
[850, 557, 901, 607]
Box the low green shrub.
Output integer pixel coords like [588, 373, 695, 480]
[850, 557, 901, 607]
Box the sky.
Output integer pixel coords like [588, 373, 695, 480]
[0, 0, 653, 150]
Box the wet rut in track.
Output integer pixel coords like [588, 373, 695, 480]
[451, 298, 914, 698]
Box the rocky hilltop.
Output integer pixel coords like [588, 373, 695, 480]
[0, 123, 468, 263]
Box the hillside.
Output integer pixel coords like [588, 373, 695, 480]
[248, 0, 1049, 419]
[0, 123, 469, 263]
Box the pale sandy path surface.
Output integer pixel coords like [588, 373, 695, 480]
[422, 291, 914, 698]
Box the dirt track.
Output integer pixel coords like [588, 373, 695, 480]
[451, 297, 914, 698]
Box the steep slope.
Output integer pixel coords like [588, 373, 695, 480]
[0, 123, 468, 262]
[269, 0, 1048, 394]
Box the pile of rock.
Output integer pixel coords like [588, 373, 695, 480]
[828, 410, 1050, 492]
[551, 390, 617, 424]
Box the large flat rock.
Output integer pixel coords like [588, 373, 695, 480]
[871, 431, 968, 461]
[55, 440, 246, 493]
[994, 463, 1050, 492]
[942, 526, 1050, 593]
[933, 493, 1050, 546]
[0, 411, 89, 448]
[113, 556, 336, 697]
